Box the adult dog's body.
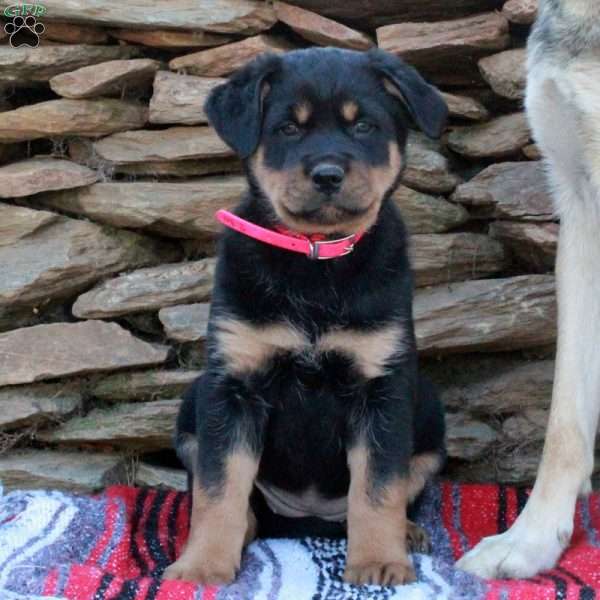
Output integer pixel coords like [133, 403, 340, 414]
[458, 0, 600, 579]
[163, 48, 447, 587]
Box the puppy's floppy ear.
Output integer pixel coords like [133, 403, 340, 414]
[204, 53, 281, 159]
[368, 49, 448, 139]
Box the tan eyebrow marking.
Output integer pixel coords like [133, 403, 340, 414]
[341, 100, 359, 122]
[293, 102, 312, 125]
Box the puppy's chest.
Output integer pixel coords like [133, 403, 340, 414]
[214, 316, 406, 380]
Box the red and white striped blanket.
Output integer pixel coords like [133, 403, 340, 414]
[1, 482, 599, 599]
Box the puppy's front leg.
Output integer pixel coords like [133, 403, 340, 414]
[344, 377, 416, 586]
[164, 375, 265, 585]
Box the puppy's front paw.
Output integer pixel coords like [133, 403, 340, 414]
[163, 555, 237, 585]
[344, 560, 416, 586]
[406, 520, 431, 554]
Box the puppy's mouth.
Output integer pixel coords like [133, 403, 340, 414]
[283, 201, 374, 226]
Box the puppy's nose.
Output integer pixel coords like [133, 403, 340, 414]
[311, 163, 345, 194]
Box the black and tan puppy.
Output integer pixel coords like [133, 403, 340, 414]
[164, 47, 447, 587]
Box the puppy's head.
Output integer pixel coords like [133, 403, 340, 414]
[205, 48, 447, 235]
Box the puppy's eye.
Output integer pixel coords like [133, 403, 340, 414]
[280, 122, 301, 136]
[353, 120, 374, 135]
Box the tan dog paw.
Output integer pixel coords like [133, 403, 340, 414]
[406, 520, 431, 554]
[163, 556, 237, 585]
[344, 560, 416, 586]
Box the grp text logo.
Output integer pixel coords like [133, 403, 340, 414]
[3, 4, 47, 48]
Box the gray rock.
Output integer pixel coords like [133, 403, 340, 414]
[38, 399, 181, 450]
[0, 44, 139, 85]
[489, 221, 558, 271]
[0, 450, 125, 492]
[479, 49, 527, 100]
[411, 233, 507, 287]
[414, 275, 557, 354]
[0, 383, 81, 429]
[37, 178, 245, 238]
[441, 92, 490, 122]
[447, 113, 531, 159]
[159, 303, 210, 342]
[0, 99, 147, 143]
[393, 186, 470, 234]
[404, 133, 462, 194]
[451, 162, 554, 220]
[0, 321, 170, 386]
[50, 58, 161, 99]
[91, 370, 200, 402]
[149, 71, 224, 125]
[0, 0, 277, 34]
[0, 157, 97, 198]
[72, 259, 216, 319]
[0, 204, 178, 313]
[135, 463, 187, 491]
[446, 412, 498, 461]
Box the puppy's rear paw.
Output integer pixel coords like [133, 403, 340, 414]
[344, 561, 416, 586]
[406, 520, 431, 554]
[163, 557, 236, 585]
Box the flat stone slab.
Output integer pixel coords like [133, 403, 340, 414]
[159, 303, 210, 342]
[93, 127, 232, 164]
[109, 28, 232, 48]
[441, 92, 489, 122]
[72, 259, 216, 319]
[447, 113, 531, 159]
[38, 399, 181, 450]
[0, 99, 147, 143]
[502, 0, 538, 24]
[404, 133, 462, 194]
[135, 463, 187, 491]
[0, 157, 97, 198]
[0, 450, 124, 492]
[0, 382, 81, 429]
[0, 204, 178, 313]
[0, 44, 138, 84]
[3, 0, 277, 34]
[411, 233, 507, 287]
[479, 48, 526, 100]
[169, 35, 292, 77]
[42, 22, 109, 44]
[274, 1, 373, 50]
[446, 412, 498, 461]
[414, 275, 557, 354]
[149, 71, 224, 125]
[281, 0, 504, 28]
[50, 58, 161, 99]
[451, 162, 554, 220]
[0, 321, 170, 386]
[438, 357, 554, 414]
[490, 221, 558, 271]
[91, 369, 200, 402]
[37, 178, 245, 238]
[392, 185, 469, 234]
[377, 12, 509, 85]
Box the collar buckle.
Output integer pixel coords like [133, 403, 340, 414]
[307, 234, 357, 260]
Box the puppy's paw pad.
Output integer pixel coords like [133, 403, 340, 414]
[163, 559, 236, 585]
[406, 521, 431, 554]
[344, 561, 416, 586]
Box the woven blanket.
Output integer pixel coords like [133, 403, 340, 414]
[1, 481, 599, 600]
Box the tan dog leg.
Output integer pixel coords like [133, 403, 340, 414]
[163, 452, 258, 585]
[344, 446, 415, 586]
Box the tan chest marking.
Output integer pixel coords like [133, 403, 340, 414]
[319, 323, 406, 379]
[215, 318, 406, 378]
[215, 318, 309, 376]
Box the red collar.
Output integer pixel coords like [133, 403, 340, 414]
[216, 209, 364, 260]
